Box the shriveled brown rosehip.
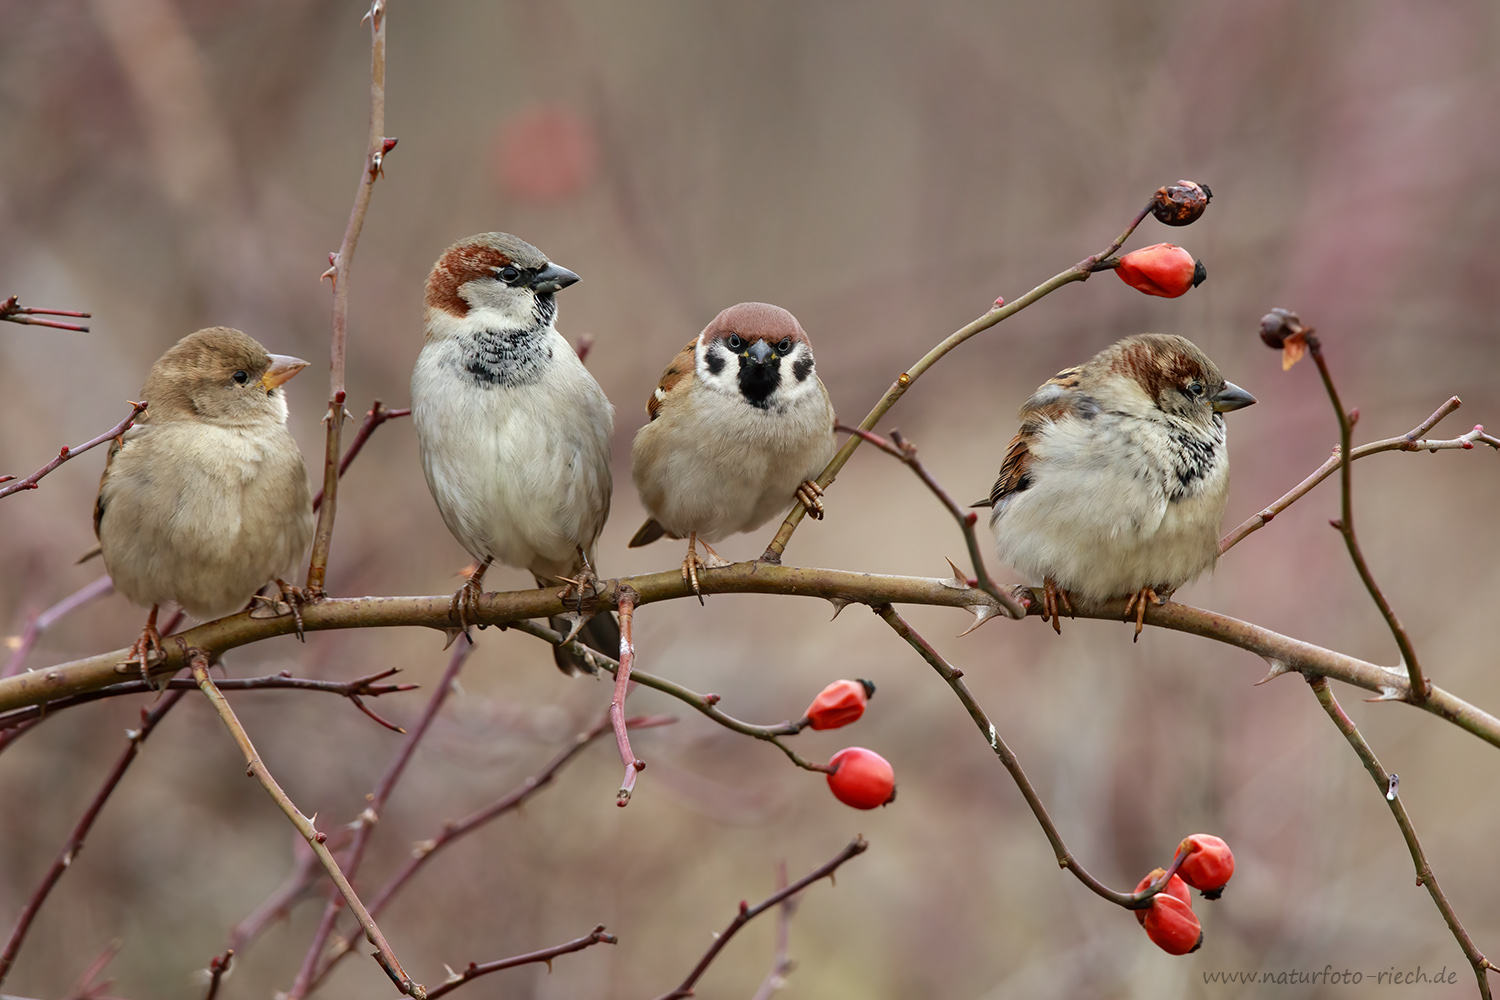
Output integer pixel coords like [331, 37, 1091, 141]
[1142, 893, 1203, 955]
[1133, 868, 1192, 926]
[1116, 244, 1205, 298]
[804, 678, 875, 730]
[1178, 834, 1235, 898]
[1258, 307, 1307, 348]
[1151, 179, 1212, 226]
[826, 747, 896, 809]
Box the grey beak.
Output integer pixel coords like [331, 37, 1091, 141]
[1212, 381, 1257, 413]
[746, 339, 774, 365]
[529, 263, 580, 295]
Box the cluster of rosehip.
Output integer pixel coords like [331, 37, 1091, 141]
[797, 679, 896, 809]
[1134, 834, 1236, 955]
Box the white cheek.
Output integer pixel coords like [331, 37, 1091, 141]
[458, 279, 536, 329]
[695, 342, 743, 397]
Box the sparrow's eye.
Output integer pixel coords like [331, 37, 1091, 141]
[727, 334, 743, 351]
[498, 266, 522, 285]
[1187, 381, 1205, 397]
[777, 338, 793, 354]
[232, 370, 250, 385]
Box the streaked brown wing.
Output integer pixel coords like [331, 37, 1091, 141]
[645, 337, 700, 422]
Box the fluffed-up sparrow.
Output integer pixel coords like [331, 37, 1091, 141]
[977, 333, 1256, 637]
[412, 232, 616, 674]
[629, 302, 836, 596]
[95, 327, 314, 669]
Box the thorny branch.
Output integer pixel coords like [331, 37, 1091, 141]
[0, 294, 91, 332]
[0, 401, 146, 500]
[310, 399, 410, 509]
[424, 926, 618, 1000]
[1307, 675, 1495, 999]
[612, 587, 645, 804]
[652, 836, 868, 1000]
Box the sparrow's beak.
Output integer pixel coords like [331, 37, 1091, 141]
[529, 263, 580, 295]
[746, 339, 774, 365]
[1212, 381, 1257, 413]
[262, 354, 310, 391]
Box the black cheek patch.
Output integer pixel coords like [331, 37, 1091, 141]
[792, 355, 814, 383]
[705, 348, 725, 376]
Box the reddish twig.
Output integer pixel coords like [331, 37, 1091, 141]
[1307, 675, 1495, 998]
[0, 401, 146, 500]
[225, 833, 335, 956]
[0, 690, 184, 988]
[310, 400, 411, 510]
[424, 926, 617, 1000]
[202, 949, 233, 1000]
[61, 939, 121, 1000]
[306, 0, 394, 596]
[288, 636, 472, 999]
[612, 586, 644, 805]
[837, 424, 1024, 622]
[652, 837, 869, 1000]
[4, 575, 116, 679]
[1220, 395, 1496, 554]
[186, 650, 424, 998]
[0, 294, 91, 332]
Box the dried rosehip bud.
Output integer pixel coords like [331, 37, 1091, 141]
[1132, 868, 1192, 926]
[1258, 307, 1305, 348]
[826, 747, 896, 809]
[1151, 179, 1212, 226]
[1116, 244, 1205, 298]
[1178, 834, 1235, 898]
[805, 679, 875, 730]
[1142, 893, 1203, 955]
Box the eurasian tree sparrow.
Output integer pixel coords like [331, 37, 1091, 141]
[95, 327, 314, 668]
[411, 232, 616, 674]
[977, 333, 1256, 636]
[629, 302, 836, 595]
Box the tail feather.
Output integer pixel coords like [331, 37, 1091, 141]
[629, 518, 667, 547]
[550, 610, 620, 676]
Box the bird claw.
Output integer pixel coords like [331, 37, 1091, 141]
[249, 579, 311, 640]
[1041, 576, 1073, 635]
[124, 613, 165, 687]
[795, 480, 826, 519]
[448, 557, 492, 642]
[556, 557, 602, 618]
[1123, 587, 1168, 642]
[681, 533, 707, 605]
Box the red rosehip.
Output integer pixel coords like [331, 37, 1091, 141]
[1132, 868, 1192, 926]
[1178, 834, 1235, 898]
[804, 679, 875, 730]
[1142, 893, 1203, 955]
[826, 747, 895, 809]
[1115, 243, 1205, 298]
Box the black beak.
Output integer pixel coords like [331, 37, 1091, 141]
[529, 263, 580, 295]
[1212, 381, 1257, 413]
[746, 339, 773, 365]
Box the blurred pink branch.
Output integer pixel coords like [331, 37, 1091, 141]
[749, 860, 797, 1000]
[0, 295, 91, 332]
[310, 399, 410, 510]
[611, 587, 644, 805]
[0, 401, 146, 500]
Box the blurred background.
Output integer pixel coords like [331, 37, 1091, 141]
[3, 1, 1499, 997]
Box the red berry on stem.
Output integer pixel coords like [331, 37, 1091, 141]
[1132, 868, 1192, 926]
[1142, 894, 1203, 955]
[805, 678, 875, 730]
[826, 747, 895, 809]
[1178, 834, 1235, 898]
[1116, 243, 1204, 298]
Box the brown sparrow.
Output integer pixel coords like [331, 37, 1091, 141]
[411, 232, 616, 674]
[95, 327, 314, 669]
[629, 302, 836, 595]
[977, 333, 1256, 637]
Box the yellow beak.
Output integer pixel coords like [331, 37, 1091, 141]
[261, 354, 310, 390]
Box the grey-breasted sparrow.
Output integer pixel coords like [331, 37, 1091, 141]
[96, 326, 314, 668]
[629, 302, 836, 596]
[412, 232, 616, 674]
[977, 333, 1255, 636]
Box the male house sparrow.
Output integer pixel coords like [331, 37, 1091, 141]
[95, 327, 314, 667]
[977, 333, 1256, 637]
[629, 302, 836, 595]
[412, 232, 616, 675]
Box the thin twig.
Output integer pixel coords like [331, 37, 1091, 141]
[1220, 396, 1495, 554]
[4, 575, 116, 679]
[225, 834, 333, 956]
[288, 637, 471, 999]
[612, 587, 644, 805]
[0, 691, 184, 988]
[186, 650, 425, 999]
[61, 939, 121, 1000]
[1307, 675, 1494, 998]
[1305, 332, 1430, 702]
[310, 400, 410, 509]
[202, 950, 233, 1000]
[760, 195, 1159, 563]
[306, 0, 393, 595]
[875, 606, 1185, 910]
[424, 926, 617, 1000]
[0, 401, 146, 500]
[652, 837, 868, 1000]
[838, 424, 1024, 620]
[749, 861, 797, 1000]
[0, 294, 91, 331]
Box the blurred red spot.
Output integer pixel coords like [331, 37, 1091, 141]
[493, 105, 597, 203]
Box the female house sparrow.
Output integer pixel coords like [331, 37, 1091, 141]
[95, 327, 314, 667]
[412, 232, 616, 675]
[977, 333, 1256, 637]
[629, 302, 836, 595]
